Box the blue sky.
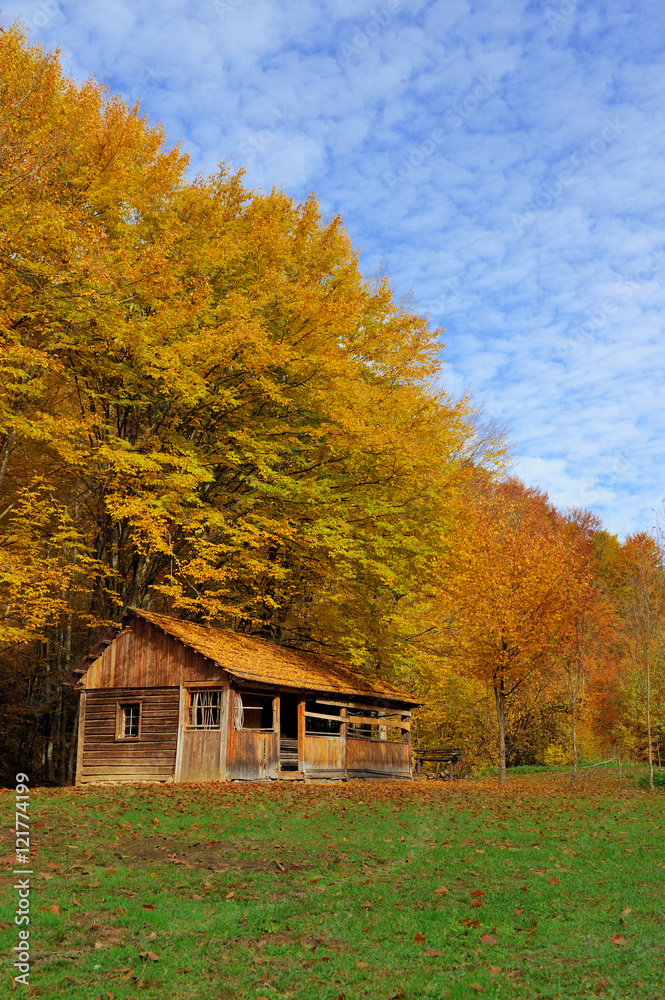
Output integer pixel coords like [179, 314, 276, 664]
[5, 0, 665, 538]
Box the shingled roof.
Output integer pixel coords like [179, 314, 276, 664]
[67, 608, 421, 706]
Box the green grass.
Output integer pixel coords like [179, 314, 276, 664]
[1, 771, 664, 999]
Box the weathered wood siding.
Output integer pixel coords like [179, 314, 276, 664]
[177, 686, 230, 782]
[347, 738, 411, 779]
[302, 735, 345, 779]
[78, 687, 179, 784]
[225, 690, 279, 779]
[84, 617, 220, 689]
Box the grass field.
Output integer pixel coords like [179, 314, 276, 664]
[1, 769, 664, 999]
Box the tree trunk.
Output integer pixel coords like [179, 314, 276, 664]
[646, 651, 654, 791]
[495, 679, 507, 786]
[67, 697, 80, 785]
[570, 696, 578, 786]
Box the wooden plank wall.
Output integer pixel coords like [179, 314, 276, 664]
[302, 735, 345, 779]
[78, 686, 179, 784]
[84, 617, 220, 689]
[347, 738, 411, 779]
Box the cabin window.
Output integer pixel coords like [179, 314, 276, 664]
[305, 701, 342, 736]
[187, 689, 222, 729]
[117, 702, 141, 739]
[234, 692, 274, 731]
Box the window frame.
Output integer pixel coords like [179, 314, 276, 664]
[186, 687, 224, 731]
[233, 690, 276, 733]
[115, 701, 142, 741]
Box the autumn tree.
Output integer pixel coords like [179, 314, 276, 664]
[619, 532, 665, 789]
[558, 511, 619, 783]
[0, 24, 505, 780]
[443, 479, 571, 785]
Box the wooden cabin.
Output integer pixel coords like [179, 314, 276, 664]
[64, 608, 421, 784]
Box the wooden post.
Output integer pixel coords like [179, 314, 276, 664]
[341, 707, 348, 780]
[403, 714, 413, 778]
[297, 697, 305, 775]
[174, 686, 187, 783]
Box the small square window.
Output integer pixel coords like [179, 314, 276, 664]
[120, 703, 140, 739]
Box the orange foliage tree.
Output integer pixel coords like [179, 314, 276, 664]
[443, 480, 571, 784]
[558, 511, 620, 783]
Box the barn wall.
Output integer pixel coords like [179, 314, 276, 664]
[84, 617, 221, 689]
[347, 738, 411, 779]
[77, 686, 179, 784]
[302, 735, 345, 779]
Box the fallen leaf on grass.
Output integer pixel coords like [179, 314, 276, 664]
[357, 961, 369, 968]
[434, 887, 449, 895]
[0, 923, 12, 930]
[414, 932, 426, 944]
[424, 950, 443, 957]
[489, 966, 501, 975]
[470, 985, 484, 992]
[596, 979, 610, 994]
[480, 935, 498, 945]
[610, 934, 626, 946]
[547, 877, 559, 885]
[470, 889, 486, 898]
[174, 968, 193, 974]
[37, 904, 60, 914]
[105, 867, 116, 873]
[141, 904, 155, 911]
[139, 951, 160, 961]
[458, 918, 481, 928]
[513, 908, 524, 915]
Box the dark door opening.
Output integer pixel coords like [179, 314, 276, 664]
[280, 697, 299, 771]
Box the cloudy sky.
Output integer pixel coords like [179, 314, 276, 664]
[5, 0, 665, 538]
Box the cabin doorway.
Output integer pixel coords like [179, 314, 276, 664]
[279, 696, 300, 771]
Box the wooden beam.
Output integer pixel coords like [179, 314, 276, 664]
[316, 698, 413, 715]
